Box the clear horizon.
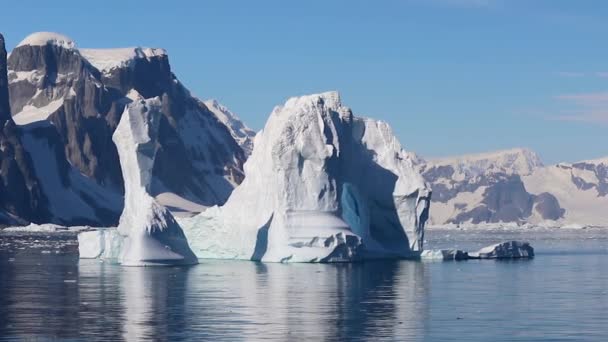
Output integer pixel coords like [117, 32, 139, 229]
[2, 0, 607, 164]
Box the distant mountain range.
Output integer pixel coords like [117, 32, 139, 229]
[419, 148, 608, 226]
[0, 32, 606, 227]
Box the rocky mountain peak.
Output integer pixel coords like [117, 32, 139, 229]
[2, 32, 249, 225]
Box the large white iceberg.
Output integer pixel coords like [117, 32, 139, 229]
[79, 97, 198, 266]
[179, 92, 431, 262]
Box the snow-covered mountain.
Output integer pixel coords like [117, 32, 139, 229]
[420, 148, 608, 226]
[1, 32, 249, 225]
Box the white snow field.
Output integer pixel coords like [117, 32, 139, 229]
[204, 99, 256, 155]
[178, 91, 431, 262]
[79, 97, 198, 266]
[80, 47, 167, 74]
[16, 32, 76, 49]
[11, 98, 64, 125]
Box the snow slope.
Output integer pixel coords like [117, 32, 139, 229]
[80, 47, 167, 74]
[20, 125, 122, 225]
[180, 91, 431, 262]
[12, 99, 64, 125]
[204, 99, 256, 155]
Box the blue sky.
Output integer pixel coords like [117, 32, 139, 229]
[2, 0, 607, 163]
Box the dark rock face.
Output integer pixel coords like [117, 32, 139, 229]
[534, 192, 565, 221]
[445, 175, 565, 224]
[446, 175, 534, 224]
[571, 162, 608, 197]
[8, 43, 125, 188]
[0, 35, 9, 124]
[3, 33, 247, 225]
[0, 34, 49, 225]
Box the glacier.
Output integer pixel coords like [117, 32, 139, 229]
[178, 91, 431, 262]
[79, 96, 198, 266]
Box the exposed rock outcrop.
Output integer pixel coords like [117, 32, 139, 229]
[0, 33, 48, 225]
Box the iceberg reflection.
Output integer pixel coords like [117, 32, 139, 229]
[74, 259, 429, 340]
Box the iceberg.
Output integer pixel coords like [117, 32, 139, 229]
[180, 92, 431, 262]
[78, 97, 198, 266]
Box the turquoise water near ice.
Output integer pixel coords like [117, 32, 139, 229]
[0, 228, 606, 341]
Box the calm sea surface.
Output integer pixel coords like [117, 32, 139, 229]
[0, 228, 606, 341]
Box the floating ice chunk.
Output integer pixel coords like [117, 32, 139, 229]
[469, 241, 534, 259]
[420, 249, 468, 261]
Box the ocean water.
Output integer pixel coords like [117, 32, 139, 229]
[0, 228, 606, 341]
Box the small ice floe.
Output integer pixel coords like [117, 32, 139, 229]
[468, 241, 534, 259]
[63, 279, 77, 283]
[421, 241, 534, 261]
